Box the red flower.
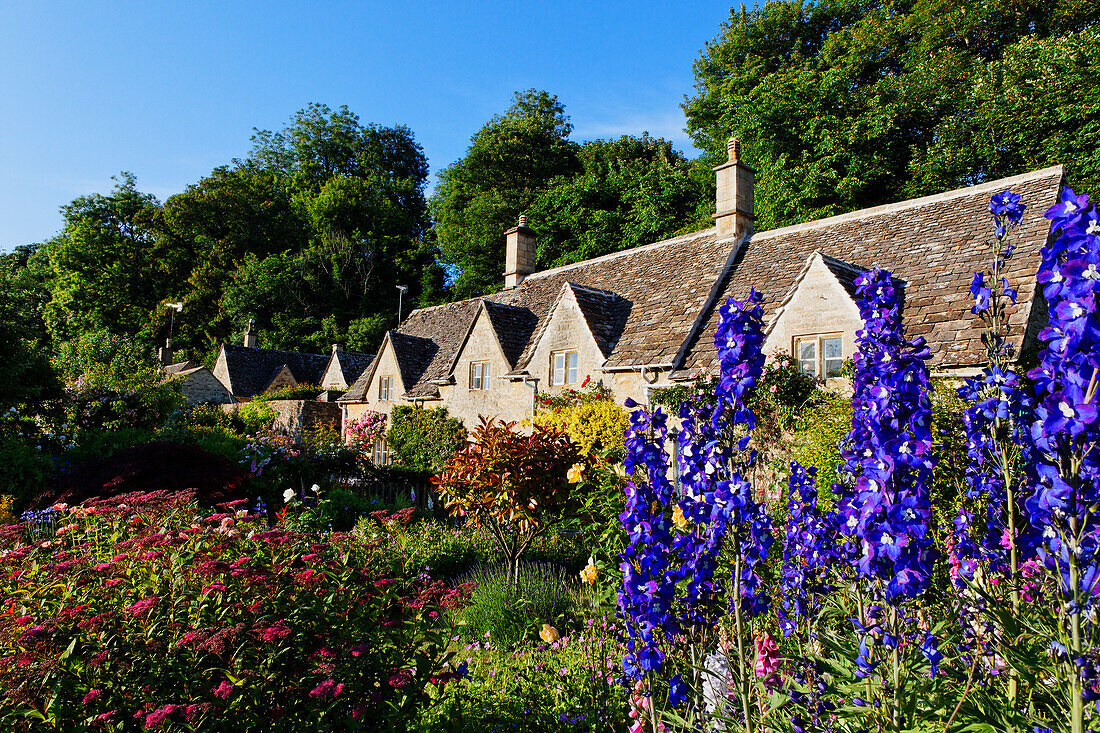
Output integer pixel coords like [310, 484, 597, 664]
[387, 668, 413, 687]
[125, 596, 159, 616]
[82, 689, 103, 705]
[309, 679, 345, 699]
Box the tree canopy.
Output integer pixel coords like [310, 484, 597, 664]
[431, 90, 710, 297]
[684, 0, 1100, 231]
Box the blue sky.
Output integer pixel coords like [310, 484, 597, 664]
[0, 1, 736, 251]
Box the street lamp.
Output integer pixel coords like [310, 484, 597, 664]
[396, 285, 408, 327]
[165, 302, 183, 349]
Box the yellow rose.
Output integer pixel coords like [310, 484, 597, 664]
[673, 504, 690, 532]
[568, 463, 585, 484]
[540, 623, 560, 643]
[580, 558, 599, 585]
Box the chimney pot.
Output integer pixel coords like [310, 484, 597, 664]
[727, 137, 740, 162]
[518, 215, 528, 227]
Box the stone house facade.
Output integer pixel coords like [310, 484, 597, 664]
[340, 140, 1065, 438]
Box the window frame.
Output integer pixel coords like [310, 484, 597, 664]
[550, 350, 579, 386]
[469, 360, 491, 391]
[373, 436, 391, 466]
[378, 376, 392, 401]
[793, 334, 845, 379]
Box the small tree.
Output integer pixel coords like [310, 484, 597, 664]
[387, 405, 466, 474]
[433, 417, 579, 585]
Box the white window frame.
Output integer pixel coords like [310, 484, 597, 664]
[373, 437, 391, 465]
[550, 350, 579, 386]
[378, 376, 392, 401]
[793, 334, 844, 379]
[469, 361, 491, 391]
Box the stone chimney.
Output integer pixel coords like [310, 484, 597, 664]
[503, 215, 537, 289]
[158, 340, 173, 366]
[712, 137, 755, 238]
[243, 318, 258, 348]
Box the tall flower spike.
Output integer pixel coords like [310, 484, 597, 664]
[836, 266, 936, 601]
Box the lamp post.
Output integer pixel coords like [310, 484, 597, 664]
[161, 302, 183, 365]
[396, 285, 408, 327]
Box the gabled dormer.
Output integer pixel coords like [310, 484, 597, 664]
[765, 251, 879, 379]
[520, 282, 630, 391]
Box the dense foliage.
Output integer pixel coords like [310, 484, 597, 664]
[431, 90, 711, 297]
[386, 405, 467, 474]
[434, 418, 579, 584]
[685, 0, 1100, 232]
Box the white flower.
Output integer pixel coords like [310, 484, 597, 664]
[283, 488, 296, 503]
[1089, 219, 1100, 236]
[310, 484, 321, 494]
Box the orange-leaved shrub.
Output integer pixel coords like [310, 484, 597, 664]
[433, 417, 579, 585]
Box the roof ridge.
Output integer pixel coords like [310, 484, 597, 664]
[752, 165, 1065, 242]
[524, 228, 725, 280]
[223, 343, 327, 360]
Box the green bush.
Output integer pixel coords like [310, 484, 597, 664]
[387, 405, 466, 473]
[155, 424, 248, 463]
[237, 400, 277, 434]
[460, 563, 577, 648]
[65, 427, 155, 464]
[262, 383, 323, 401]
[0, 435, 53, 512]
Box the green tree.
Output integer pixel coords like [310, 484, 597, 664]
[528, 134, 712, 268]
[238, 104, 443, 352]
[431, 90, 582, 297]
[157, 164, 306, 357]
[0, 247, 59, 409]
[684, 0, 1100, 232]
[41, 173, 166, 342]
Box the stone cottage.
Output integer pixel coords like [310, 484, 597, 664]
[212, 320, 373, 402]
[340, 138, 1065, 450]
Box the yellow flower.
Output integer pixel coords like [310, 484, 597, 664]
[580, 557, 599, 585]
[567, 463, 585, 484]
[673, 504, 690, 532]
[540, 623, 560, 643]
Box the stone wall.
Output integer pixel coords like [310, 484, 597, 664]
[764, 257, 863, 373]
[268, 400, 342, 440]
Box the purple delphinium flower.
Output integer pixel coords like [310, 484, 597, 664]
[1026, 186, 1100, 720]
[777, 462, 835, 637]
[836, 267, 936, 600]
[618, 290, 772, 720]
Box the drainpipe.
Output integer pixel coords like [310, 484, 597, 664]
[524, 376, 540, 419]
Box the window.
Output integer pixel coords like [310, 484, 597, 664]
[794, 335, 844, 379]
[469, 361, 491, 390]
[551, 351, 578, 386]
[378, 376, 392, 401]
[373, 437, 391, 465]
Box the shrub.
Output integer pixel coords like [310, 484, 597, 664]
[0, 435, 53, 511]
[434, 418, 579, 585]
[534, 381, 628, 459]
[262, 383, 323, 401]
[0, 491, 472, 730]
[237, 400, 277, 434]
[346, 410, 387, 448]
[459, 563, 577, 648]
[387, 405, 466, 473]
